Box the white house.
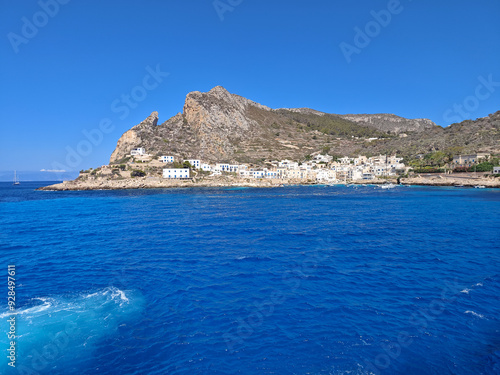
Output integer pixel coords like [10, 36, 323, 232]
[252, 170, 266, 179]
[184, 159, 201, 168]
[493, 166, 500, 174]
[131, 147, 146, 156]
[265, 171, 278, 179]
[278, 160, 299, 169]
[363, 173, 375, 180]
[316, 170, 336, 182]
[216, 163, 240, 173]
[163, 168, 190, 179]
[313, 154, 333, 163]
[160, 156, 174, 163]
[348, 169, 364, 180]
[201, 163, 212, 172]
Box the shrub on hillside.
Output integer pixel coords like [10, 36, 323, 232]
[131, 170, 146, 177]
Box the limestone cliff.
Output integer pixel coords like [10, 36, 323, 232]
[110, 112, 158, 162]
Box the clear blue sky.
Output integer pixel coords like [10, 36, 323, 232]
[1, 0, 499, 178]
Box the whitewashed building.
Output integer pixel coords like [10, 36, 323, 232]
[316, 170, 336, 182]
[216, 163, 240, 173]
[313, 154, 333, 163]
[347, 168, 364, 180]
[279, 160, 299, 169]
[265, 171, 278, 179]
[160, 156, 174, 163]
[339, 156, 352, 164]
[163, 168, 190, 179]
[184, 159, 201, 168]
[252, 170, 266, 179]
[131, 147, 146, 156]
[201, 163, 212, 172]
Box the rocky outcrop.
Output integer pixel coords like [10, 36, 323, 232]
[276, 107, 326, 117]
[338, 113, 437, 134]
[181, 86, 269, 160]
[37, 176, 293, 191]
[110, 111, 159, 163]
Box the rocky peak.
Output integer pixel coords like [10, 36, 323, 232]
[186, 86, 272, 112]
[109, 111, 160, 163]
[209, 85, 231, 99]
[134, 111, 158, 129]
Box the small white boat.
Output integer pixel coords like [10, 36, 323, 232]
[380, 183, 396, 189]
[474, 185, 486, 189]
[13, 170, 20, 185]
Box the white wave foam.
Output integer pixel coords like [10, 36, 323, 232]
[110, 288, 129, 304]
[0, 287, 143, 372]
[476, 282, 483, 287]
[460, 288, 471, 294]
[0, 298, 53, 319]
[1, 287, 131, 319]
[465, 310, 485, 319]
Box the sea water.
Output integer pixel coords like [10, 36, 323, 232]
[0, 182, 499, 374]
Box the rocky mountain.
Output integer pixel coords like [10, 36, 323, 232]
[109, 86, 499, 165]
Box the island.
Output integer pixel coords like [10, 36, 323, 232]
[38, 86, 500, 191]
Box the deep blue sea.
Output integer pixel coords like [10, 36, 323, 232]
[0, 182, 499, 375]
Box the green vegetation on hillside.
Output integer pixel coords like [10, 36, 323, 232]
[275, 110, 391, 139]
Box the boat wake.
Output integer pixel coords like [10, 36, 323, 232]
[0, 287, 144, 374]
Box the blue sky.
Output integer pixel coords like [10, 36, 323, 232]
[1, 0, 499, 178]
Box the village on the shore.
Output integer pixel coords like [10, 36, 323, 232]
[83, 147, 500, 184]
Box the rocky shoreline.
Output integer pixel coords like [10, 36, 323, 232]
[36, 176, 295, 191]
[400, 175, 500, 188]
[36, 174, 500, 191]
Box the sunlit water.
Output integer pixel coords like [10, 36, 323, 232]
[0, 182, 499, 374]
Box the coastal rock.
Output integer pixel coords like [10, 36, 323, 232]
[110, 111, 159, 163]
[36, 174, 500, 191]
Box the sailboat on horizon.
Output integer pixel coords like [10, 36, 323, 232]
[13, 170, 20, 185]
